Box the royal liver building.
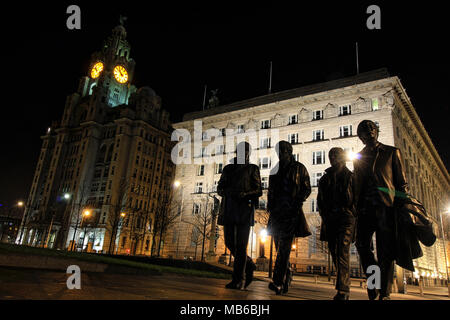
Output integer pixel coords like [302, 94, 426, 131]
[166, 69, 449, 284]
[18, 22, 175, 255]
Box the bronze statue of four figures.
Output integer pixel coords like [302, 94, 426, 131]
[217, 120, 418, 300]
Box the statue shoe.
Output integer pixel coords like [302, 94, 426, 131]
[268, 282, 283, 295]
[225, 280, 244, 290]
[367, 288, 380, 300]
[333, 291, 349, 300]
[282, 268, 293, 294]
[244, 262, 257, 288]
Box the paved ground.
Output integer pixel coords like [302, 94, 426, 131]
[0, 267, 448, 300]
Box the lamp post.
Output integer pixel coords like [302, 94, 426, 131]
[439, 207, 449, 297]
[174, 181, 184, 259]
[80, 210, 91, 252]
[16, 201, 27, 245]
[115, 212, 126, 254]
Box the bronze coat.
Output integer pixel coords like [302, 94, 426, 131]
[267, 159, 312, 237]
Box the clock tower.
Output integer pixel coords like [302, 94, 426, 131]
[78, 20, 137, 108]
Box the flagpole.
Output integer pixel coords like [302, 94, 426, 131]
[356, 42, 360, 75]
[268, 61, 273, 94]
[202, 84, 207, 110]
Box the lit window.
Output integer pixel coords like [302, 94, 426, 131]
[288, 114, 298, 125]
[288, 133, 299, 144]
[215, 163, 223, 174]
[313, 129, 324, 141]
[259, 157, 271, 170]
[216, 144, 225, 155]
[371, 98, 379, 111]
[311, 172, 323, 187]
[339, 125, 353, 137]
[312, 151, 326, 165]
[313, 110, 323, 120]
[339, 105, 351, 116]
[194, 182, 203, 193]
[260, 137, 271, 149]
[261, 177, 269, 189]
[261, 120, 271, 129]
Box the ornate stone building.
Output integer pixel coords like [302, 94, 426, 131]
[167, 69, 449, 283]
[17, 23, 175, 255]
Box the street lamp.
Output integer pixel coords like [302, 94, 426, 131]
[439, 207, 449, 297]
[16, 201, 27, 245]
[80, 210, 91, 251]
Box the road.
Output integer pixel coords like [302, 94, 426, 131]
[0, 267, 448, 300]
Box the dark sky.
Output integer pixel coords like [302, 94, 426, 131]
[1, 2, 449, 206]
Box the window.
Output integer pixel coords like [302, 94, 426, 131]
[257, 199, 267, 210]
[193, 203, 201, 214]
[237, 125, 245, 133]
[371, 98, 379, 111]
[220, 128, 226, 136]
[261, 120, 271, 129]
[311, 198, 319, 213]
[313, 129, 324, 141]
[311, 172, 323, 187]
[313, 110, 323, 120]
[216, 144, 225, 155]
[202, 131, 208, 140]
[201, 147, 208, 157]
[260, 137, 271, 149]
[215, 163, 223, 174]
[293, 153, 299, 161]
[313, 151, 326, 165]
[288, 114, 298, 125]
[194, 182, 203, 193]
[339, 125, 353, 137]
[259, 157, 271, 170]
[288, 133, 299, 145]
[212, 181, 218, 192]
[197, 165, 205, 176]
[339, 105, 351, 116]
[261, 176, 269, 189]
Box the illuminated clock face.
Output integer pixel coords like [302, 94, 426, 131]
[114, 65, 128, 83]
[90, 62, 104, 79]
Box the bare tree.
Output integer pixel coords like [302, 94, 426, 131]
[106, 177, 129, 254]
[151, 190, 181, 257]
[183, 194, 214, 261]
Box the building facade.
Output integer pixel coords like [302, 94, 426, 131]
[166, 69, 450, 283]
[17, 23, 175, 255]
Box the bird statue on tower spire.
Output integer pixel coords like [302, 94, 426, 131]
[119, 15, 128, 26]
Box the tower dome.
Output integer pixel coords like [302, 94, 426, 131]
[137, 86, 156, 97]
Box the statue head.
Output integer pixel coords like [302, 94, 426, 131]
[357, 120, 379, 147]
[328, 147, 346, 169]
[275, 140, 293, 163]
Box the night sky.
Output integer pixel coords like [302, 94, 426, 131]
[1, 2, 448, 206]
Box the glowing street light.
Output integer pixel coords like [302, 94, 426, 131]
[174, 180, 181, 188]
[260, 229, 268, 243]
[120, 212, 126, 218]
[347, 151, 361, 161]
[64, 193, 71, 200]
[83, 210, 91, 217]
[17, 201, 24, 207]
